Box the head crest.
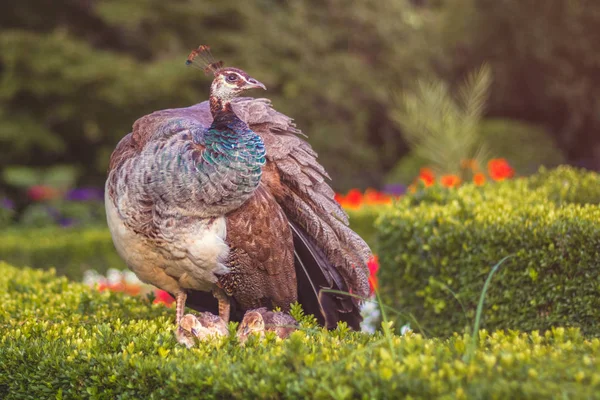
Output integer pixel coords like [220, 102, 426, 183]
[186, 45, 224, 76]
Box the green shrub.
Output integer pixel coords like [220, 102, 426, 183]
[0, 228, 125, 280]
[377, 167, 600, 338]
[527, 166, 600, 206]
[2, 262, 600, 399]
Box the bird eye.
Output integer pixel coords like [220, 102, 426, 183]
[227, 74, 238, 82]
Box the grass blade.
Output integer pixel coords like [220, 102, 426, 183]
[463, 254, 514, 363]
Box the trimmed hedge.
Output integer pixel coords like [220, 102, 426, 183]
[2, 262, 600, 399]
[0, 209, 381, 281]
[0, 227, 125, 280]
[377, 166, 600, 338]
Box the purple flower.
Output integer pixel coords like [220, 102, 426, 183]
[382, 184, 406, 196]
[66, 187, 104, 202]
[59, 217, 76, 227]
[1, 197, 15, 210]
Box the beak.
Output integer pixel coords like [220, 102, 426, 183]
[191, 327, 199, 336]
[247, 78, 266, 90]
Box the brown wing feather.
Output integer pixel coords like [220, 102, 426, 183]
[231, 98, 373, 300]
[220, 184, 297, 311]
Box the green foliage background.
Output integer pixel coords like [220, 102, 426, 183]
[1, 0, 598, 193]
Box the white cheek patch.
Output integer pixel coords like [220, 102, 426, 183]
[211, 74, 247, 102]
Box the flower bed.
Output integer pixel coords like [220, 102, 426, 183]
[83, 268, 175, 307]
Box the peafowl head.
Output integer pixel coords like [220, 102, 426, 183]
[187, 45, 265, 112]
[210, 67, 266, 101]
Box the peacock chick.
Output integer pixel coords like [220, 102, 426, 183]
[195, 311, 229, 339]
[237, 308, 298, 344]
[177, 312, 229, 347]
[177, 314, 202, 348]
[236, 310, 265, 343]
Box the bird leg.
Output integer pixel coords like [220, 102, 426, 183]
[213, 287, 230, 323]
[175, 290, 187, 324]
[175, 290, 190, 346]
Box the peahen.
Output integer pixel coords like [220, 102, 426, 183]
[105, 45, 372, 344]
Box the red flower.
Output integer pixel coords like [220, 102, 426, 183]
[367, 255, 379, 294]
[364, 188, 392, 205]
[419, 168, 435, 187]
[334, 192, 344, 205]
[344, 189, 364, 209]
[440, 174, 461, 188]
[488, 158, 514, 181]
[27, 185, 59, 201]
[154, 290, 175, 306]
[473, 173, 486, 186]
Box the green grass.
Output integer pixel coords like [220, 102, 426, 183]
[2, 262, 600, 399]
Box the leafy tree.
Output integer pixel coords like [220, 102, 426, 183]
[440, 0, 600, 168]
[0, 0, 446, 192]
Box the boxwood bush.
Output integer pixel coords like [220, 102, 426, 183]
[0, 227, 125, 280]
[377, 166, 600, 338]
[2, 262, 600, 399]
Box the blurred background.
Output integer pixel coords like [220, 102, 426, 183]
[1, 0, 598, 228]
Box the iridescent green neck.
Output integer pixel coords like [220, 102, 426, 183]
[201, 109, 266, 204]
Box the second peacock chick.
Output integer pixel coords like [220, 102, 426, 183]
[237, 307, 298, 343]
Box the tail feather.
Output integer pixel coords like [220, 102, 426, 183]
[290, 221, 362, 330]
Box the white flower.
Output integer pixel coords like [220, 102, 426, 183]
[360, 296, 381, 334]
[400, 323, 412, 336]
[123, 270, 142, 285]
[82, 269, 103, 287]
[106, 268, 123, 285]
